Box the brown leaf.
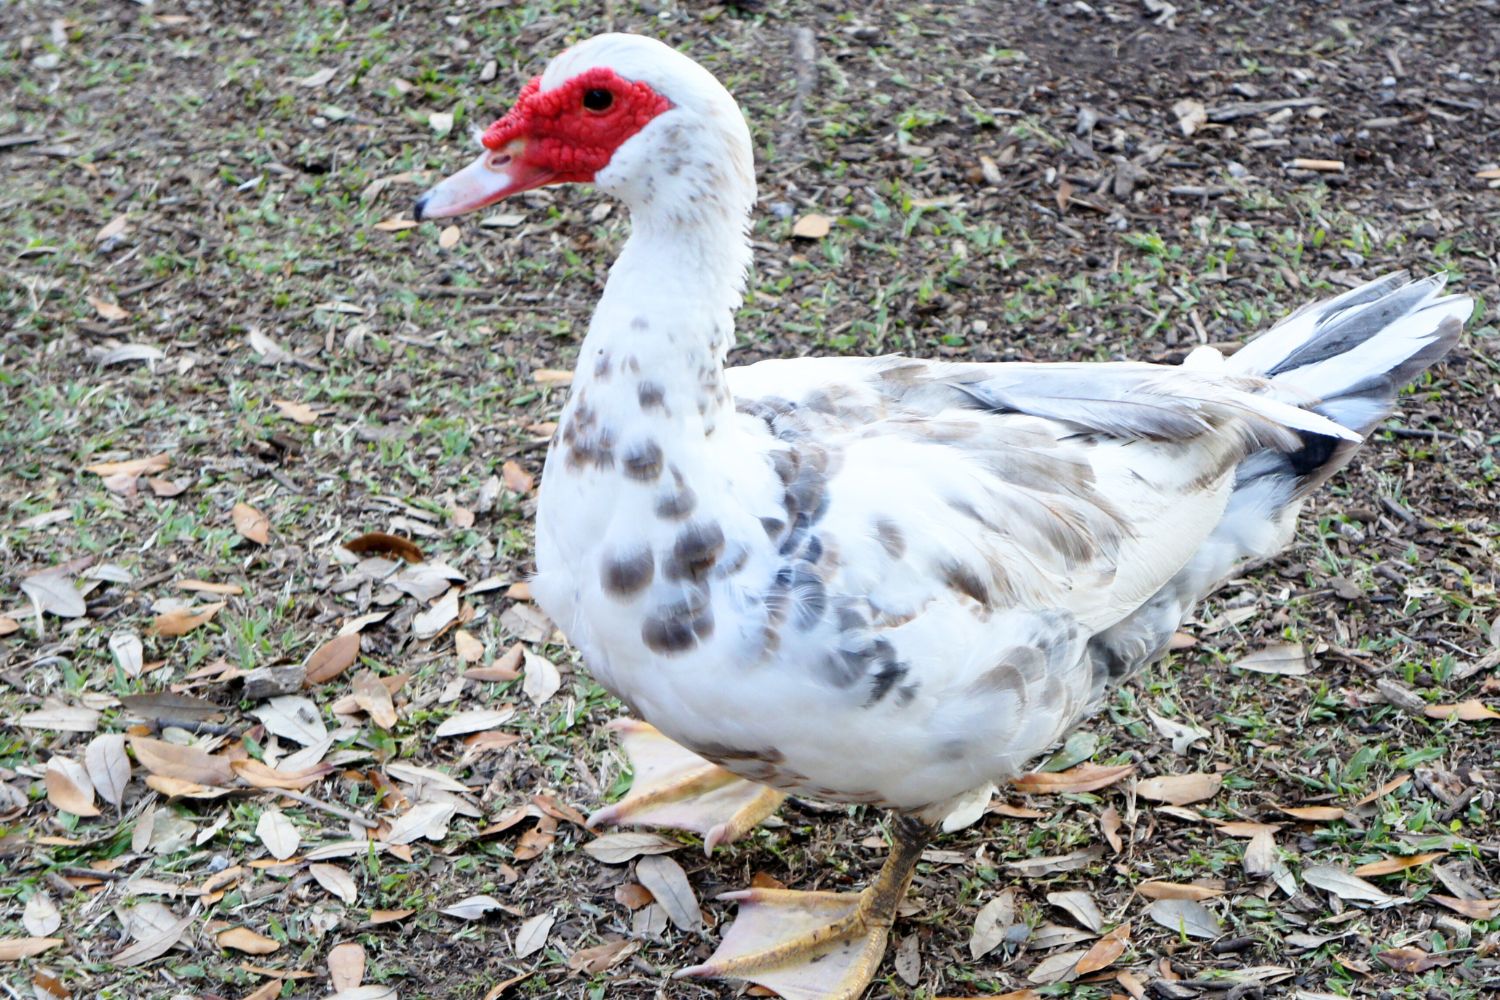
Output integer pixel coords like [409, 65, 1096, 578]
[217, 927, 281, 955]
[147, 476, 188, 497]
[438, 225, 461, 249]
[1100, 805, 1123, 853]
[1424, 699, 1499, 721]
[584, 832, 679, 864]
[96, 215, 129, 242]
[0, 938, 64, 961]
[531, 369, 573, 386]
[1429, 895, 1500, 920]
[1012, 762, 1134, 795]
[1212, 820, 1283, 838]
[367, 908, 415, 924]
[272, 399, 319, 425]
[453, 629, 484, 664]
[501, 460, 534, 494]
[232, 502, 270, 544]
[130, 736, 236, 786]
[791, 213, 832, 239]
[88, 295, 130, 322]
[1136, 772, 1222, 806]
[240, 980, 283, 1000]
[514, 913, 554, 959]
[1354, 851, 1446, 877]
[83, 453, 169, 477]
[151, 601, 225, 637]
[311, 863, 359, 905]
[305, 632, 361, 685]
[614, 882, 653, 910]
[328, 941, 366, 991]
[1137, 881, 1223, 901]
[1275, 804, 1346, 822]
[231, 758, 331, 790]
[45, 758, 100, 817]
[373, 217, 419, 231]
[0, 616, 18, 637]
[1379, 945, 1445, 973]
[1353, 773, 1411, 807]
[343, 531, 424, 563]
[176, 579, 243, 595]
[567, 937, 638, 974]
[113, 912, 193, 966]
[635, 855, 702, 932]
[1075, 922, 1130, 975]
[352, 670, 398, 730]
[513, 817, 556, 861]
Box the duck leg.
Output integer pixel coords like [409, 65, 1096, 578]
[587, 718, 785, 853]
[676, 815, 933, 1000]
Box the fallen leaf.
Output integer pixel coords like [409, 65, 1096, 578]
[635, 855, 702, 932]
[343, 532, 425, 563]
[1234, 643, 1309, 675]
[1171, 98, 1207, 136]
[500, 460, 534, 494]
[1012, 762, 1134, 794]
[1136, 772, 1222, 806]
[1354, 851, 1445, 877]
[328, 941, 366, 991]
[95, 215, 129, 242]
[514, 817, 556, 860]
[273, 399, 319, 425]
[19, 705, 100, 733]
[1075, 921, 1130, 975]
[352, 670, 398, 730]
[83, 453, 169, 477]
[441, 894, 509, 920]
[531, 369, 572, 386]
[567, 937, 638, 974]
[434, 707, 514, 738]
[232, 502, 270, 544]
[373, 217, 419, 232]
[1005, 846, 1102, 877]
[413, 589, 460, 639]
[583, 831, 681, 864]
[0, 938, 64, 961]
[305, 632, 361, 685]
[514, 912, 554, 958]
[429, 110, 454, 135]
[251, 696, 327, 746]
[1353, 774, 1411, 807]
[1148, 710, 1210, 754]
[88, 295, 129, 321]
[1048, 890, 1104, 932]
[1379, 945, 1446, 973]
[1137, 881, 1223, 901]
[969, 888, 1017, 959]
[109, 631, 145, 677]
[217, 927, 281, 955]
[1147, 897, 1221, 939]
[311, 864, 359, 905]
[297, 66, 337, 88]
[1212, 820, 1283, 838]
[130, 737, 235, 786]
[231, 758, 332, 791]
[113, 911, 193, 966]
[453, 629, 484, 663]
[1429, 895, 1500, 920]
[367, 909, 415, 924]
[1276, 804, 1346, 822]
[256, 810, 300, 860]
[0, 616, 18, 636]
[792, 213, 832, 238]
[521, 648, 562, 705]
[1242, 829, 1278, 879]
[151, 601, 226, 637]
[1029, 947, 1087, 985]
[438, 225, 460, 249]
[45, 757, 99, 817]
[21, 567, 86, 619]
[22, 893, 61, 938]
[385, 802, 456, 845]
[1100, 805, 1123, 852]
[1302, 864, 1396, 904]
[1424, 699, 1499, 721]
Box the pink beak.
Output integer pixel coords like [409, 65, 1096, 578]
[412, 140, 553, 221]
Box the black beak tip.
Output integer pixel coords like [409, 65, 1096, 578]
[412, 193, 431, 223]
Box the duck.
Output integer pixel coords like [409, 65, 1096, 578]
[413, 32, 1472, 1000]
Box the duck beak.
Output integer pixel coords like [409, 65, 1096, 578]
[412, 140, 553, 221]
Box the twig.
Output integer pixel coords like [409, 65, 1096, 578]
[149, 717, 238, 737]
[57, 865, 126, 881]
[1206, 96, 1322, 122]
[273, 788, 380, 829]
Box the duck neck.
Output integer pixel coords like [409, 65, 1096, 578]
[566, 202, 752, 447]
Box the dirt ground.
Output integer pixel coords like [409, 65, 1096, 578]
[2, 1, 1499, 998]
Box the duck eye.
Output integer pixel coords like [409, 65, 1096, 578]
[583, 88, 613, 112]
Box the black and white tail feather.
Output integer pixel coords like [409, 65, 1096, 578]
[1090, 271, 1471, 690]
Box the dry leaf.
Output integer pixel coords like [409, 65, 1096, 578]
[305, 632, 361, 685]
[453, 629, 484, 663]
[1012, 762, 1134, 794]
[441, 894, 509, 920]
[95, 215, 129, 242]
[232, 502, 271, 544]
[1136, 772, 1222, 806]
[45, 757, 99, 817]
[130, 737, 235, 786]
[85, 734, 130, 808]
[19, 705, 100, 732]
[152, 601, 225, 637]
[969, 888, 1017, 960]
[373, 217, 419, 231]
[531, 369, 572, 386]
[329, 941, 366, 991]
[0, 938, 64, 961]
[1424, 699, 1499, 721]
[434, 708, 514, 738]
[1302, 864, 1395, 904]
[583, 831, 680, 864]
[88, 295, 129, 321]
[22, 893, 61, 938]
[1353, 774, 1411, 807]
[1048, 890, 1104, 932]
[1075, 922, 1130, 975]
[273, 399, 318, 425]
[343, 532, 425, 563]
[501, 460, 534, 493]
[1354, 851, 1445, 877]
[1172, 98, 1207, 136]
[413, 589, 460, 639]
[232, 758, 332, 791]
[567, 937, 638, 974]
[367, 909, 415, 924]
[1242, 828, 1278, 879]
[1137, 881, 1223, 901]
[113, 911, 193, 966]
[84, 453, 169, 477]
[251, 696, 327, 746]
[385, 802, 456, 845]
[109, 631, 145, 677]
[352, 670, 398, 730]
[1276, 804, 1346, 822]
[521, 648, 562, 705]
[311, 864, 359, 905]
[21, 568, 86, 619]
[1379, 945, 1446, 973]
[635, 855, 702, 932]
[1147, 897, 1221, 939]
[514, 912, 554, 958]
[1005, 846, 1102, 877]
[1100, 805, 1123, 853]
[1234, 643, 1309, 675]
[256, 810, 300, 860]
[792, 213, 832, 238]
[438, 225, 460, 249]
[1429, 895, 1500, 920]
[217, 927, 281, 955]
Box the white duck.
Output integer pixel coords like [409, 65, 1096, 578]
[415, 33, 1471, 1000]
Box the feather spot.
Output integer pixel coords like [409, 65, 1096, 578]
[622, 440, 664, 482]
[601, 547, 654, 597]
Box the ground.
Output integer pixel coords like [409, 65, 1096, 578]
[2, 0, 1499, 998]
